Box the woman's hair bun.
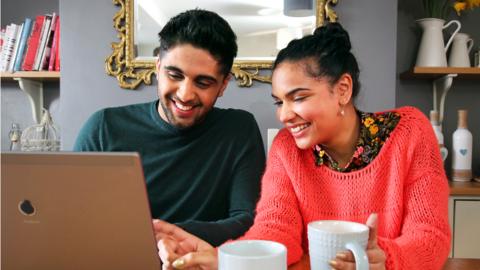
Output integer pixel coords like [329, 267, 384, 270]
[273, 22, 360, 99]
[313, 22, 351, 52]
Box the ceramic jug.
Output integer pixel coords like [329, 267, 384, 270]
[416, 18, 461, 67]
[448, 33, 474, 67]
[430, 110, 448, 162]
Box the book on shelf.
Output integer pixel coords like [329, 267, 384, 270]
[13, 18, 33, 72]
[2, 12, 60, 73]
[7, 23, 24, 72]
[33, 15, 52, 71]
[40, 14, 57, 71]
[54, 20, 60, 72]
[48, 16, 60, 71]
[0, 24, 20, 72]
[0, 28, 5, 51]
[22, 15, 45, 71]
[0, 26, 8, 70]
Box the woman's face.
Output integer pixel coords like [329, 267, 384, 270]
[271, 61, 344, 149]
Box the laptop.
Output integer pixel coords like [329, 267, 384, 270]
[1, 152, 161, 270]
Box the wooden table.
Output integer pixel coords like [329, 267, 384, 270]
[288, 256, 480, 270]
[449, 180, 480, 196]
[442, 259, 480, 270]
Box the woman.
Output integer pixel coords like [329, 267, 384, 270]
[154, 23, 451, 270]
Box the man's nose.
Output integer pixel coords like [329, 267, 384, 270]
[176, 81, 196, 103]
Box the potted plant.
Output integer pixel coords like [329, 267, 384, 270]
[452, 0, 480, 15]
[422, 0, 451, 18]
[422, 0, 479, 18]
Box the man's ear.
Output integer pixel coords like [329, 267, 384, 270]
[335, 73, 353, 105]
[155, 57, 161, 73]
[218, 73, 231, 97]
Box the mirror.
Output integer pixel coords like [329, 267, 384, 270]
[106, 0, 339, 89]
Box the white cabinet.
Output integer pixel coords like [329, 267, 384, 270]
[449, 196, 480, 258]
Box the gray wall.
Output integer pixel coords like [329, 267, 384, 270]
[7, 0, 476, 176]
[59, 0, 156, 150]
[1, 0, 399, 153]
[396, 0, 480, 176]
[1, 0, 60, 150]
[59, 0, 398, 151]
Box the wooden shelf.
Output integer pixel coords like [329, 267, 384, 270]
[1, 72, 60, 123]
[400, 67, 480, 80]
[449, 180, 480, 196]
[1, 71, 60, 81]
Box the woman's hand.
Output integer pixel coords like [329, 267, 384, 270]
[329, 214, 386, 270]
[153, 219, 218, 270]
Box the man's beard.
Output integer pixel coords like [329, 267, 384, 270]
[158, 95, 204, 129]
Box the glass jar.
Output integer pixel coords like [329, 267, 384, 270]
[20, 109, 60, 151]
[474, 46, 480, 67]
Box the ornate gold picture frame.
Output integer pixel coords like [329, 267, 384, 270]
[105, 0, 339, 90]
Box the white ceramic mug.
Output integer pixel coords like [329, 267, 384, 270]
[218, 240, 287, 270]
[308, 220, 369, 270]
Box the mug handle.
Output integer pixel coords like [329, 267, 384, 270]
[443, 20, 462, 52]
[467, 39, 474, 53]
[345, 242, 369, 270]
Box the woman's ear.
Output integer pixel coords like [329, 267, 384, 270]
[335, 73, 354, 105]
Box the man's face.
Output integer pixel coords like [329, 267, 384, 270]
[156, 44, 230, 129]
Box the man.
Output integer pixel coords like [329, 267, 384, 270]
[74, 9, 265, 246]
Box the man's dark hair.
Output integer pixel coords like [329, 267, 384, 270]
[158, 9, 237, 76]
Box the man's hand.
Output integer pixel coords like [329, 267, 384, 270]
[153, 219, 218, 270]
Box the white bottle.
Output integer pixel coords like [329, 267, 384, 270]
[430, 110, 448, 162]
[452, 110, 473, 181]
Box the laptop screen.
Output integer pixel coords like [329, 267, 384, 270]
[1, 152, 160, 270]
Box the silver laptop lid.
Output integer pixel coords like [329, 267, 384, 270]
[1, 152, 160, 270]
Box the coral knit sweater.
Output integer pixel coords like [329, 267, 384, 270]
[240, 107, 451, 270]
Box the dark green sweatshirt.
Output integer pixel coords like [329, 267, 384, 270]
[73, 101, 265, 246]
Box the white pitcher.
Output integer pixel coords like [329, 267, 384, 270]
[448, 33, 474, 67]
[416, 18, 461, 67]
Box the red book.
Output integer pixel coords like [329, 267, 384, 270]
[22, 15, 45, 71]
[48, 16, 59, 71]
[0, 28, 5, 49]
[54, 21, 60, 71]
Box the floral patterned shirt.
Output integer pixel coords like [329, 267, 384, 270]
[313, 111, 401, 172]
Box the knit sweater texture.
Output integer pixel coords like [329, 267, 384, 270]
[240, 106, 451, 270]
